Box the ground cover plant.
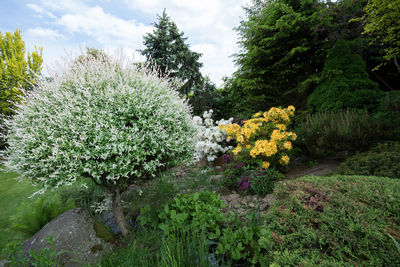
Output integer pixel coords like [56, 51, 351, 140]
[4, 53, 197, 236]
[262, 175, 400, 266]
[338, 142, 400, 178]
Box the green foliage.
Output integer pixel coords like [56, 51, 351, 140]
[11, 194, 75, 238]
[139, 191, 226, 240]
[158, 230, 221, 267]
[225, 0, 327, 114]
[263, 175, 400, 265]
[307, 39, 383, 112]
[0, 166, 38, 249]
[3, 237, 68, 267]
[248, 168, 284, 195]
[57, 180, 107, 214]
[298, 109, 392, 157]
[359, 0, 400, 70]
[140, 10, 203, 98]
[0, 29, 43, 116]
[98, 226, 224, 267]
[338, 143, 400, 178]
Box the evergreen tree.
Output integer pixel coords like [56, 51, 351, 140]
[140, 10, 203, 98]
[307, 39, 383, 112]
[0, 29, 43, 116]
[227, 0, 326, 114]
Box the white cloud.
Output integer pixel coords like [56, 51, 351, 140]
[26, 27, 64, 40]
[57, 6, 152, 48]
[22, 0, 249, 86]
[26, 3, 56, 18]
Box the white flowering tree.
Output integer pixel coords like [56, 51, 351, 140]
[5, 54, 196, 236]
[193, 110, 233, 162]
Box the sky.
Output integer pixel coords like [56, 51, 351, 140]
[0, 0, 251, 86]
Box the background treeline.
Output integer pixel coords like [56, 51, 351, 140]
[210, 0, 399, 120]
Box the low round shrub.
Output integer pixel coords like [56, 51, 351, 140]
[338, 151, 400, 178]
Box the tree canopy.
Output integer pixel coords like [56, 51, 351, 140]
[0, 29, 43, 116]
[359, 0, 400, 72]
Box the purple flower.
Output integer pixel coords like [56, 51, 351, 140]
[237, 162, 244, 169]
[239, 181, 249, 190]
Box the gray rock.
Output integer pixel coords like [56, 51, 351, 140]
[210, 175, 224, 183]
[21, 208, 116, 267]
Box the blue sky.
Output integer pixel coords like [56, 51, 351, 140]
[0, 0, 249, 86]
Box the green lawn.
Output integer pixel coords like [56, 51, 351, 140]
[0, 165, 38, 250]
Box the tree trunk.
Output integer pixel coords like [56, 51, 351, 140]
[111, 190, 131, 237]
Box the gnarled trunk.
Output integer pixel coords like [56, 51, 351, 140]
[111, 190, 131, 237]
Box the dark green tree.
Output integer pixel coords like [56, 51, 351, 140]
[307, 39, 383, 112]
[227, 0, 327, 114]
[140, 10, 203, 98]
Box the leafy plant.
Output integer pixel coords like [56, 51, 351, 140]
[11, 194, 75, 238]
[138, 191, 226, 240]
[338, 151, 400, 178]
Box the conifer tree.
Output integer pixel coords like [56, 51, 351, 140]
[140, 10, 203, 98]
[307, 40, 383, 112]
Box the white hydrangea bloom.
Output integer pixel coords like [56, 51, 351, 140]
[193, 109, 233, 162]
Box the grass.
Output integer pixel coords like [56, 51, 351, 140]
[0, 165, 38, 251]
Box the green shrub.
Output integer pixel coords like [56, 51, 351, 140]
[139, 191, 226, 240]
[263, 175, 400, 265]
[307, 40, 383, 112]
[11, 194, 75, 238]
[338, 151, 400, 178]
[299, 109, 387, 157]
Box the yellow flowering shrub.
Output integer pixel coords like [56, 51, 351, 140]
[219, 106, 296, 169]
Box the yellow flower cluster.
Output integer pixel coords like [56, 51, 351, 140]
[219, 106, 297, 169]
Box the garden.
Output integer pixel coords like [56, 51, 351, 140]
[1, 0, 400, 266]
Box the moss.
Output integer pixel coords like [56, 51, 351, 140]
[92, 219, 115, 243]
[91, 244, 104, 253]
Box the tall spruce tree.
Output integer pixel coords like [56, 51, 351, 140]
[140, 10, 203, 98]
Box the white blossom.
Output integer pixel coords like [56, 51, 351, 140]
[193, 109, 233, 162]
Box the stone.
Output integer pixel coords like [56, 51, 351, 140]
[21, 208, 116, 267]
[210, 175, 224, 183]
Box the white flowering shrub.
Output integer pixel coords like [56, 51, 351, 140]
[193, 110, 233, 162]
[5, 53, 196, 235]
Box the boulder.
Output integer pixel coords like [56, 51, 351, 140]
[21, 208, 116, 266]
